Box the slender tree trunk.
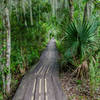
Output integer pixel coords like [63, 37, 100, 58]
[68, 0, 74, 21]
[16, 1, 19, 22]
[62, 0, 65, 9]
[22, 0, 27, 27]
[29, 0, 33, 25]
[8, 0, 12, 14]
[53, 0, 55, 16]
[55, 0, 57, 17]
[83, 2, 88, 21]
[4, 7, 11, 95]
[83, 1, 91, 22]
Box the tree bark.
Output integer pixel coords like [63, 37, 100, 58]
[83, 1, 91, 22]
[4, 7, 11, 95]
[68, 0, 74, 21]
[53, 0, 55, 16]
[16, 1, 19, 22]
[29, 0, 33, 25]
[83, 2, 88, 21]
[22, 0, 27, 26]
[62, 0, 65, 9]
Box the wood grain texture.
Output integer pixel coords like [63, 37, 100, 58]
[13, 39, 68, 100]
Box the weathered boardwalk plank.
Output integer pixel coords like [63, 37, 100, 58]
[13, 39, 67, 100]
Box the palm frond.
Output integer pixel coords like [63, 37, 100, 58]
[64, 20, 99, 60]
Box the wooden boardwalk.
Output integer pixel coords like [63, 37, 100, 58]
[13, 39, 67, 100]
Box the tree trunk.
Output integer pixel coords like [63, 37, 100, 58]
[68, 0, 74, 21]
[53, 0, 55, 16]
[62, 0, 65, 9]
[83, 1, 91, 22]
[22, 0, 27, 27]
[29, 0, 33, 25]
[83, 2, 88, 21]
[16, 1, 19, 22]
[4, 7, 11, 95]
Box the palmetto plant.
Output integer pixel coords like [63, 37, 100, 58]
[64, 20, 99, 61]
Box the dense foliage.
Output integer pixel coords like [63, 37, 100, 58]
[64, 21, 99, 62]
[0, 0, 100, 99]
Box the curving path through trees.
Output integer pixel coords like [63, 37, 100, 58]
[13, 38, 67, 100]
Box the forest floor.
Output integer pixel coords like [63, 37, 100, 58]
[60, 72, 100, 100]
